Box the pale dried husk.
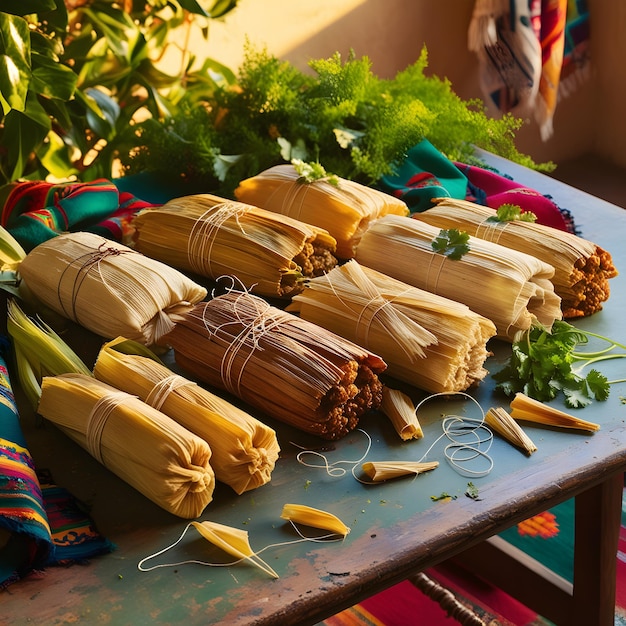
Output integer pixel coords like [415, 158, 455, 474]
[485, 406, 537, 455]
[417, 198, 618, 318]
[18, 232, 207, 346]
[164, 291, 387, 440]
[93, 337, 280, 494]
[288, 260, 496, 393]
[37, 373, 215, 519]
[133, 194, 338, 298]
[380, 387, 423, 440]
[354, 214, 562, 341]
[235, 164, 410, 259]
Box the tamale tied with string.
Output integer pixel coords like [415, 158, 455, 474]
[133, 194, 338, 298]
[415, 198, 618, 318]
[235, 163, 410, 259]
[37, 373, 215, 519]
[287, 260, 497, 393]
[354, 214, 562, 341]
[17, 232, 207, 346]
[164, 291, 387, 440]
[93, 337, 280, 494]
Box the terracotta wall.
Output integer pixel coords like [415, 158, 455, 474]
[193, 0, 624, 169]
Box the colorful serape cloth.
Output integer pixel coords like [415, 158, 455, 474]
[469, 0, 590, 140]
[0, 179, 157, 252]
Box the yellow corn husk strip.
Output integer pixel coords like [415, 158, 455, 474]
[17, 231, 207, 346]
[280, 503, 350, 537]
[354, 214, 562, 341]
[37, 373, 215, 518]
[133, 194, 338, 298]
[235, 164, 410, 259]
[165, 291, 387, 440]
[509, 392, 600, 432]
[93, 337, 280, 494]
[0, 224, 26, 271]
[485, 406, 537, 455]
[380, 387, 423, 440]
[417, 198, 618, 319]
[189, 520, 279, 578]
[6, 298, 92, 410]
[361, 460, 439, 482]
[288, 260, 496, 393]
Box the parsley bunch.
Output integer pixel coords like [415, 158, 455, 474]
[493, 320, 626, 408]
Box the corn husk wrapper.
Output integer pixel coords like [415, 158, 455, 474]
[37, 373, 215, 518]
[509, 392, 600, 432]
[380, 387, 423, 440]
[485, 406, 537, 455]
[164, 291, 387, 440]
[280, 503, 350, 537]
[288, 260, 496, 393]
[354, 214, 562, 341]
[133, 194, 338, 298]
[416, 198, 618, 318]
[235, 164, 410, 259]
[361, 460, 439, 482]
[17, 232, 207, 346]
[93, 337, 280, 494]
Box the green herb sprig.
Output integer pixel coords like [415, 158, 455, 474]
[431, 228, 470, 260]
[493, 320, 626, 408]
[486, 204, 537, 223]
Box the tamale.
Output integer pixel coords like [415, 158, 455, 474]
[288, 260, 496, 392]
[93, 337, 280, 494]
[380, 387, 424, 440]
[234, 164, 410, 259]
[37, 373, 215, 519]
[133, 194, 338, 298]
[17, 231, 207, 346]
[164, 291, 387, 440]
[354, 214, 562, 341]
[416, 198, 618, 318]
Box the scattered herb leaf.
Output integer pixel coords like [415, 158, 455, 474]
[486, 203, 537, 223]
[465, 482, 481, 500]
[431, 492, 457, 502]
[431, 228, 470, 260]
[304, 480, 312, 490]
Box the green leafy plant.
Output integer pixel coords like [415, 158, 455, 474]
[0, 0, 238, 186]
[493, 320, 626, 408]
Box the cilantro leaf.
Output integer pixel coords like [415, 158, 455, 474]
[292, 159, 339, 186]
[431, 228, 470, 260]
[486, 204, 538, 223]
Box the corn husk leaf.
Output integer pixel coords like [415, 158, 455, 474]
[381, 387, 423, 440]
[0, 224, 26, 272]
[485, 406, 537, 455]
[133, 194, 338, 298]
[280, 503, 350, 537]
[354, 214, 562, 341]
[361, 460, 439, 482]
[509, 392, 600, 432]
[18, 231, 207, 346]
[164, 291, 386, 440]
[288, 260, 496, 393]
[93, 336, 280, 494]
[37, 373, 215, 518]
[419, 199, 618, 318]
[189, 520, 279, 578]
[235, 164, 410, 259]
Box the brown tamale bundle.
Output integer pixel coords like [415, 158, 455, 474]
[164, 291, 387, 440]
[17, 231, 207, 346]
[354, 214, 562, 341]
[415, 198, 618, 318]
[133, 194, 338, 298]
[287, 260, 497, 393]
[93, 337, 280, 494]
[234, 163, 410, 259]
[37, 373, 215, 519]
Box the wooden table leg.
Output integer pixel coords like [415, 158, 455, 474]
[572, 471, 623, 626]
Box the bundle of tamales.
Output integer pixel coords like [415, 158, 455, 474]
[354, 214, 562, 341]
[133, 194, 338, 298]
[287, 260, 497, 393]
[93, 337, 280, 494]
[17, 231, 207, 346]
[234, 163, 410, 259]
[164, 291, 387, 440]
[415, 198, 618, 318]
[37, 373, 215, 518]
